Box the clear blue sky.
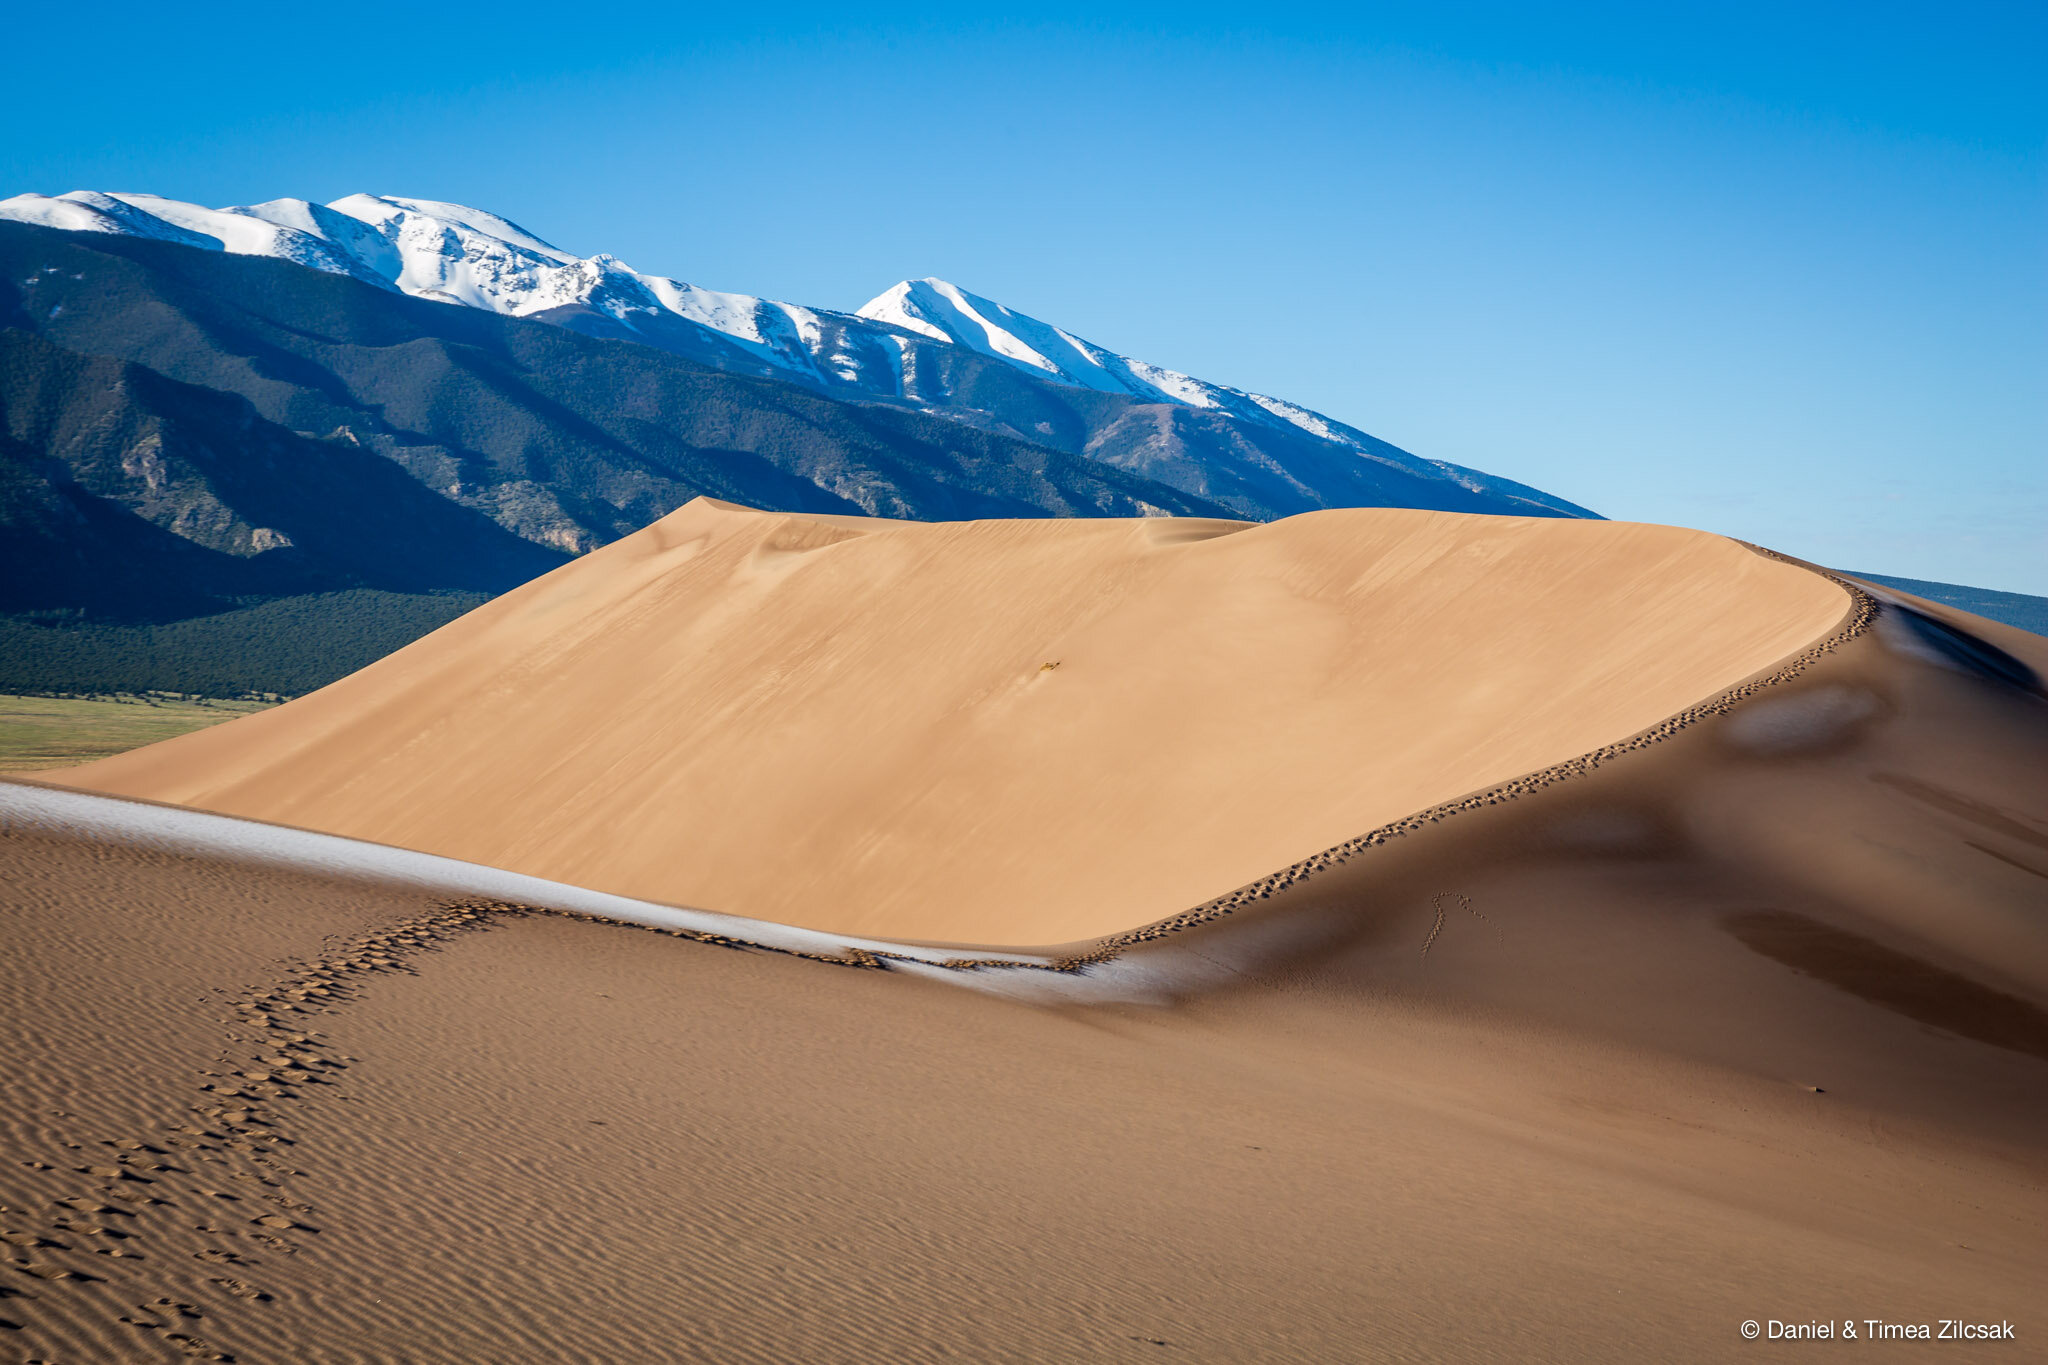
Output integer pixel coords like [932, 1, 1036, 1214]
[6, 2, 2043, 591]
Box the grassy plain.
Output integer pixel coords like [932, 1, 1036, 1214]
[0, 693, 273, 773]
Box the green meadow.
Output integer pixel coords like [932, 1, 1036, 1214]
[0, 693, 274, 773]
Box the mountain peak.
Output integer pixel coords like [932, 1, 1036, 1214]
[327, 195, 575, 261]
[857, 277, 1121, 387]
[0, 188, 1594, 520]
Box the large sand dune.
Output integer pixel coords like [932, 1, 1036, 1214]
[4, 586, 2046, 1360]
[7, 507, 2046, 1360]
[54, 499, 1850, 943]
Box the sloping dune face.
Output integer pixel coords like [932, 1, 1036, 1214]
[57, 501, 1848, 943]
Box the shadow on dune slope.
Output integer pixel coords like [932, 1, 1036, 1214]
[1117, 585, 2048, 1147]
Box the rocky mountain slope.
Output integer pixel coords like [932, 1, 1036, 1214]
[1, 221, 1232, 604]
[0, 327, 564, 620]
[0, 191, 1593, 521]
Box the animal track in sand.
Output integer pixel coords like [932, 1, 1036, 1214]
[1420, 893, 1503, 961]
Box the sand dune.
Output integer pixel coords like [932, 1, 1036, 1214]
[6, 505, 2046, 1360]
[3, 577, 2044, 1359]
[53, 499, 1850, 944]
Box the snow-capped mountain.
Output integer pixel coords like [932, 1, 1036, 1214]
[0, 190, 1591, 520]
[860, 278, 1358, 441]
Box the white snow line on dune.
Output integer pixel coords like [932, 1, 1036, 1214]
[0, 781, 1088, 983]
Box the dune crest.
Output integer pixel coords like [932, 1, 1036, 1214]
[55, 500, 1849, 943]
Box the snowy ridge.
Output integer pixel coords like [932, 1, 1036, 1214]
[0, 190, 872, 357]
[860, 278, 1219, 406]
[858, 277, 1410, 455]
[0, 188, 1590, 517]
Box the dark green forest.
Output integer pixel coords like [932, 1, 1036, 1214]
[0, 591, 488, 697]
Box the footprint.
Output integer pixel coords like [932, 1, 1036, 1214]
[10, 1259, 99, 1282]
[144, 1297, 204, 1320]
[53, 1221, 127, 1239]
[208, 1277, 271, 1302]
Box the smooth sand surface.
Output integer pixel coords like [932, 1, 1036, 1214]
[52, 500, 1849, 944]
[4, 535, 2045, 1361]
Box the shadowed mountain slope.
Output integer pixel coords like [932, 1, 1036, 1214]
[0, 192, 1594, 522]
[0, 328, 564, 620]
[0, 221, 1234, 587]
